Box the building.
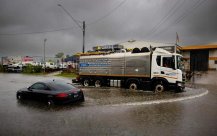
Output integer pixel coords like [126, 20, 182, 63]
[2, 56, 22, 65]
[118, 40, 217, 71]
[92, 44, 124, 52]
[22, 56, 34, 65]
[181, 44, 217, 71]
[119, 40, 179, 53]
[119, 40, 175, 51]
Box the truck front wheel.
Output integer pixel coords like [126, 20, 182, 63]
[154, 82, 166, 93]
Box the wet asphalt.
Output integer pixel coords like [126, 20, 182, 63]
[0, 73, 216, 136]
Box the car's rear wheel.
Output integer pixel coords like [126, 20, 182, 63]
[47, 99, 54, 106]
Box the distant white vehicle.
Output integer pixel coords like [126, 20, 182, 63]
[58, 63, 67, 69]
[31, 62, 42, 66]
[42, 62, 58, 69]
[7, 63, 22, 72]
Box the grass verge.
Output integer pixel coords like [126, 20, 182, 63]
[55, 72, 77, 78]
[22, 72, 46, 76]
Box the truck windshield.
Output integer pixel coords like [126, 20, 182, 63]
[177, 56, 184, 70]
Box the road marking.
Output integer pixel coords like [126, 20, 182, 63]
[111, 89, 208, 106]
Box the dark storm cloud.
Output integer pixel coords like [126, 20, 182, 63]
[0, 0, 217, 56]
[182, 1, 217, 44]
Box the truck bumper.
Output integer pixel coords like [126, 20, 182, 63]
[175, 81, 185, 92]
[169, 81, 185, 92]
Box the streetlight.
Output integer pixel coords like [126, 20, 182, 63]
[44, 38, 47, 73]
[58, 4, 85, 53]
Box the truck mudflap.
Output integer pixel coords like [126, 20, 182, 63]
[72, 76, 81, 84]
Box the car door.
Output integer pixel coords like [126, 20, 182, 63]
[34, 83, 52, 102]
[29, 83, 48, 101]
[28, 83, 41, 99]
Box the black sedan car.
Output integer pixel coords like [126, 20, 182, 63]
[16, 80, 84, 106]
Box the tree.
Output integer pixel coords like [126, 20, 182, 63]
[55, 52, 64, 58]
[66, 54, 70, 58]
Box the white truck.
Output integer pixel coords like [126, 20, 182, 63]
[76, 47, 185, 92]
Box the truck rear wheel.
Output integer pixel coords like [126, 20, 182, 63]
[83, 79, 90, 87]
[129, 82, 138, 90]
[95, 79, 102, 87]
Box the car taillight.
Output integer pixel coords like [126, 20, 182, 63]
[56, 93, 68, 98]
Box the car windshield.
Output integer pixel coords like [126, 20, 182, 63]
[48, 82, 76, 91]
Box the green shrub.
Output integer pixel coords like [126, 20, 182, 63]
[22, 64, 43, 73]
[0, 65, 4, 72]
[33, 65, 43, 73]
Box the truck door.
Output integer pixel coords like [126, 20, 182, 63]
[160, 56, 178, 82]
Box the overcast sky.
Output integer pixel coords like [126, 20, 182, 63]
[0, 0, 217, 57]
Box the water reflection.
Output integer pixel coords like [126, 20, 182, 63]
[123, 103, 184, 135]
[16, 99, 85, 112]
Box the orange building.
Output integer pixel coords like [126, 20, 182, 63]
[181, 44, 217, 71]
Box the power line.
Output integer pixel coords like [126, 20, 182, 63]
[173, 0, 208, 25]
[58, 3, 83, 29]
[57, 2, 86, 53]
[0, 27, 74, 36]
[145, 0, 186, 39]
[0, 0, 127, 36]
[0, 1, 82, 36]
[55, 0, 82, 23]
[151, 0, 208, 39]
[87, 0, 128, 26]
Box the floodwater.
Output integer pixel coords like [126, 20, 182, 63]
[0, 73, 216, 136]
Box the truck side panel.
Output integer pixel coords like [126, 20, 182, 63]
[79, 52, 151, 77]
[125, 55, 150, 76]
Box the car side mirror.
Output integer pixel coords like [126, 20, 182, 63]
[28, 87, 32, 91]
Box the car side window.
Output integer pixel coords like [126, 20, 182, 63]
[30, 83, 50, 90]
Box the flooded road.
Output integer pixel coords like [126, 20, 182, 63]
[0, 73, 216, 136]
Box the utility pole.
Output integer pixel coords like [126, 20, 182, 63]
[1, 57, 3, 66]
[44, 38, 47, 73]
[58, 4, 85, 53]
[83, 21, 85, 53]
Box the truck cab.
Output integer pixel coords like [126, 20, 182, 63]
[151, 48, 185, 92]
